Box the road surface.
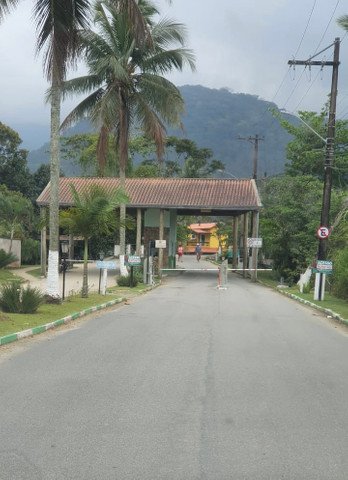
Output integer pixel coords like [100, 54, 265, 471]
[1, 264, 347, 479]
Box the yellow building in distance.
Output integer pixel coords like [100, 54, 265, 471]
[185, 223, 222, 254]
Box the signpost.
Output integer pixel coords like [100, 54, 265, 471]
[312, 260, 333, 274]
[125, 255, 142, 287]
[155, 239, 166, 249]
[313, 260, 333, 300]
[247, 237, 263, 248]
[317, 226, 330, 239]
[96, 261, 117, 295]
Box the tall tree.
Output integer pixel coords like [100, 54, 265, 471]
[33, 1, 91, 300]
[0, 185, 34, 253]
[0, 0, 159, 295]
[60, 184, 128, 297]
[276, 109, 348, 186]
[61, 0, 195, 268]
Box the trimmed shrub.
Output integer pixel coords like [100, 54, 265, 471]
[0, 249, 17, 268]
[0, 282, 44, 313]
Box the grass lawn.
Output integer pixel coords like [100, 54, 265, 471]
[23, 266, 42, 278]
[0, 269, 24, 284]
[258, 270, 348, 321]
[0, 283, 151, 338]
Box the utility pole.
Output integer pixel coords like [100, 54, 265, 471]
[288, 37, 340, 300]
[238, 134, 264, 180]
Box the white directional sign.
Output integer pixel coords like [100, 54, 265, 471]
[155, 240, 167, 248]
[247, 237, 263, 248]
[96, 261, 117, 270]
[317, 226, 330, 239]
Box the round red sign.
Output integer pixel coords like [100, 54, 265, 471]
[317, 226, 330, 239]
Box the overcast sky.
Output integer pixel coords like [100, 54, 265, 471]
[0, 0, 347, 148]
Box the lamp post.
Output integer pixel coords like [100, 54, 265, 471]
[61, 240, 69, 301]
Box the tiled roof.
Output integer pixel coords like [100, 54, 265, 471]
[190, 223, 217, 230]
[36, 177, 262, 211]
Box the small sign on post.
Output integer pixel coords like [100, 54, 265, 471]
[312, 260, 333, 274]
[155, 240, 166, 248]
[125, 255, 142, 266]
[96, 261, 117, 270]
[247, 238, 263, 248]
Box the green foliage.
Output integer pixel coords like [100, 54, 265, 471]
[331, 250, 348, 299]
[276, 109, 348, 187]
[21, 238, 40, 265]
[0, 282, 44, 314]
[61, 2, 195, 175]
[20, 286, 44, 314]
[60, 185, 128, 297]
[330, 210, 348, 299]
[60, 185, 128, 239]
[0, 249, 17, 268]
[0, 122, 35, 198]
[0, 186, 35, 256]
[0, 282, 21, 313]
[117, 274, 138, 287]
[259, 175, 342, 283]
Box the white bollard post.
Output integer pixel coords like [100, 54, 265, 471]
[101, 268, 108, 295]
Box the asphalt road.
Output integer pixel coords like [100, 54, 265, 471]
[0, 266, 347, 479]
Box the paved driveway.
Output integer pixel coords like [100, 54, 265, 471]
[1, 265, 347, 479]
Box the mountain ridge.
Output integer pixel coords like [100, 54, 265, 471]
[24, 85, 293, 177]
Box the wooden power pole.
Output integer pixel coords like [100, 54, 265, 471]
[238, 134, 264, 180]
[288, 38, 340, 300]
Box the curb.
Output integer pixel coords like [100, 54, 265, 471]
[277, 288, 348, 327]
[0, 282, 160, 347]
[0, 298, 127, 346]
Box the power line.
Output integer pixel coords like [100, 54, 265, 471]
[271, 0, 318, 103]
[313, 0, 340, 54]
[293, 0, 318, 58]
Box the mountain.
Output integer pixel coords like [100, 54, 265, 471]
[26, 85, 293, 177]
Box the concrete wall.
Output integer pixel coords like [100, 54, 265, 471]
[0, 238, 21, 267]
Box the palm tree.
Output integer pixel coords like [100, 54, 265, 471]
[60, 184, 128, 297]
[0, 0, 157, 299]
[61, 0, 195, 269]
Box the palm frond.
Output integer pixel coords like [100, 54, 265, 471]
[0, 0, 18, 21]
[34, 0, 91, 80]
[140, 47, 196, 75]
[136, 74, 185, 125]
[60, 88, 105, 130]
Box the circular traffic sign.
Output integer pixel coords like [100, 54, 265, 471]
[317, 226, 330, 239]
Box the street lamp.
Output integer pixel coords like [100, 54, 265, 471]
[216, 169, 238, 179]
[61, 240, 69, 301]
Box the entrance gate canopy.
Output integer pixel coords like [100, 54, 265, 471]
[36, 177, 262, 215]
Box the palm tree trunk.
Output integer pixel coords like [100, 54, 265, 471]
[82, 237, 89, 297]
[118, 91, 128, 276]
[46, 78, 61, 300]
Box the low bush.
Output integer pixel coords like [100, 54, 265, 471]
[21, 238, 40, 265]
[0, 282, 21, 312]
[21, 286, 44, 313]
[331, 249, 348, 300]
[0, 249, 17, 268]
[117, 274, 138, 287]
[0, 282, 44, 313]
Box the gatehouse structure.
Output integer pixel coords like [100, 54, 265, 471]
[36, 177, 262, 278]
